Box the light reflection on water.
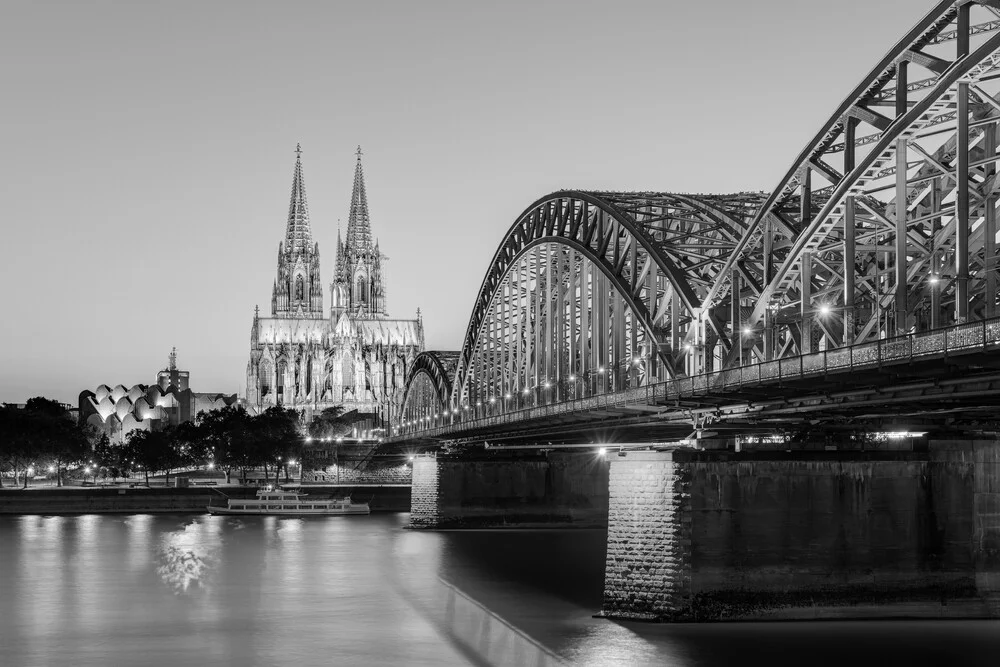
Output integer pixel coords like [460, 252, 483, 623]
[0, 514, 997, 667]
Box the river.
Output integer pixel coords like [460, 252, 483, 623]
[0, 513, 997, 666]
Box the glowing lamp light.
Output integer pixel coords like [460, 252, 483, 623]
[207, 462, 215, 470]
[305, 436, 313, 442]
[929, 274, 940, 284]
[598, 367, 605, 373]
[818, 304, 832, 316]
[569, 374, 577, 381]
[476, 401, 483, 406]
[27, 467, 34, 476]
[504, 393, 511, 399]
[598, 447, 607, 457]
[336, 437, 343, 443]
[742, 327, 752, 335]
[452, 408, 459, 414]
[288, 460, 296, 466]
[48, 465, 55, 473]
[84, 466, 91, 473]
[522, 388, 529, 395]
[544, 382, 551, 388]
[408, 456, 415, 461]
[633, 357, 641, 365]
[489, 398, 496, 404]
[684, 343, 693, 351]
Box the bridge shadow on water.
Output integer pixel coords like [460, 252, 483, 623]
[393, 525, 1000, 667]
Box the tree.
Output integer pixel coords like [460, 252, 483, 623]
[195, 406, 253, 483]
[122, 429, 177, 486]
[249, 406, 301, 485]
[0, 398, 90, 488]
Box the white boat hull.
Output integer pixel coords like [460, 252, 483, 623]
[207, 505, 370, 516]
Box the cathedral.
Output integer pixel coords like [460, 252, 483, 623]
[245, 146, 424, 427]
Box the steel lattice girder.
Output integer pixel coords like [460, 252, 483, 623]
[412, 0, 1000, 427]
[400, 351, 457, 420]
[706, 0, 1000, 366]
[452, 191, 763, 406]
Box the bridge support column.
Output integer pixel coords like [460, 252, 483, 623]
[601, 451, 692, 621]
[930, 437, 1000, 613]
[409, 451, 610, 529]
[601, 443, 1000, 622]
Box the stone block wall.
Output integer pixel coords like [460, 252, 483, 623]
[410, 455, 441, 528]
[409, 451, 609, 529]
[602, 452, 691, 620]
[301, 462, 411, 485]
[602, 445, 999, 621]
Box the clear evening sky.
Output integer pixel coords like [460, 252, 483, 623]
[1, 0, 920, 404]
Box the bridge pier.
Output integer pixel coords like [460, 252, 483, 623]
[409, 450, 609, 529]
[600, 439, 1000, 621]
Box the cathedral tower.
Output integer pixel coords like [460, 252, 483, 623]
[272, 144, 324, 319]
[331, 147, 387, 319]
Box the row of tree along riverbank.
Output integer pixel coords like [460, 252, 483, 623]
[1, 398, 365, 489]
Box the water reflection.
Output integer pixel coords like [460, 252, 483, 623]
[0, 515, 998, 667]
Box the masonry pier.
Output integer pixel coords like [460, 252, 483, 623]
[409, 438, 1000, 620]
[600, 439, 1000, 621]
[409, 451, 609, 529]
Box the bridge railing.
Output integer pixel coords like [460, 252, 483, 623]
[397, 315, 1000, 439]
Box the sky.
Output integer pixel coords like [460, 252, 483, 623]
[0, 0, 925, 404]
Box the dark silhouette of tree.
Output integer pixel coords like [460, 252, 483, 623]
[0, 398, 90, 488]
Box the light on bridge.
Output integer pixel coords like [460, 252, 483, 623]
[544, 382, 551, 388]
[818, 304, 832, 316]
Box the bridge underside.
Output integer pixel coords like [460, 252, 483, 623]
[394, 343, 1000, 449]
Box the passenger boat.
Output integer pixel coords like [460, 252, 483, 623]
[207, 488, 370, 516]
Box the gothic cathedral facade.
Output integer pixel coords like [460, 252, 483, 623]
[245, 147, 424, 426]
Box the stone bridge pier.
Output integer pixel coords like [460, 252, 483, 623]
[409, 449, 609, 529]
[600, 439, 1000, 621]
[408, 438, 1000, 621]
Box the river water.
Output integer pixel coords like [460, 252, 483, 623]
[1, 513, 998, 666]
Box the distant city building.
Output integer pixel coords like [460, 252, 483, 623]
[246, 146, 424, 424]
[79, 349, 240, 443]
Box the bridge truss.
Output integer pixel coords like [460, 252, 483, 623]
[398, 0, 1000, 438]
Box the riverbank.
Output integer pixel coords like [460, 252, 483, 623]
[0, 485, 411, 514]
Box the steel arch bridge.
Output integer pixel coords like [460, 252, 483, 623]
[396, 0, 1000, 440]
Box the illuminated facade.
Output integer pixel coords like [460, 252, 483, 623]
[245, 147, 424, 423]
[79, 350, 239, 443]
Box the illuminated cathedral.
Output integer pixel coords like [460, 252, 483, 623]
[245, 146, 424, 425]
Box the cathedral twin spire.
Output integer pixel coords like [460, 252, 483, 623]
[271, 145, 386, 320]
[271, 144, 323, 319]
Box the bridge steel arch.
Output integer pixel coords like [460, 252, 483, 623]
[704, 0, 1000, 366]
[395, 1, 1000, 439]
[399, 351, 458, 429]
[449, 191, 762, 414]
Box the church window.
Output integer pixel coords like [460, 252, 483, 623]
[295, 275, 305, 301]
[342, 355, 355, 390]
[357, 277, 367, 304]
[276, 361, 287, 404]
[259, 360, 272, 396]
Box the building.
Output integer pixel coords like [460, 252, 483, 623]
[79, 349, 240, 443]
[245, 146, 424, 426]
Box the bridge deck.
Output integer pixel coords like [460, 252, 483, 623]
[390, 317, 1000, 445]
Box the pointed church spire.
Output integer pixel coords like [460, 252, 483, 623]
[345, 145, 373, 254]
[284, 143, 312, 254]
[333, 222, 342, 280]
